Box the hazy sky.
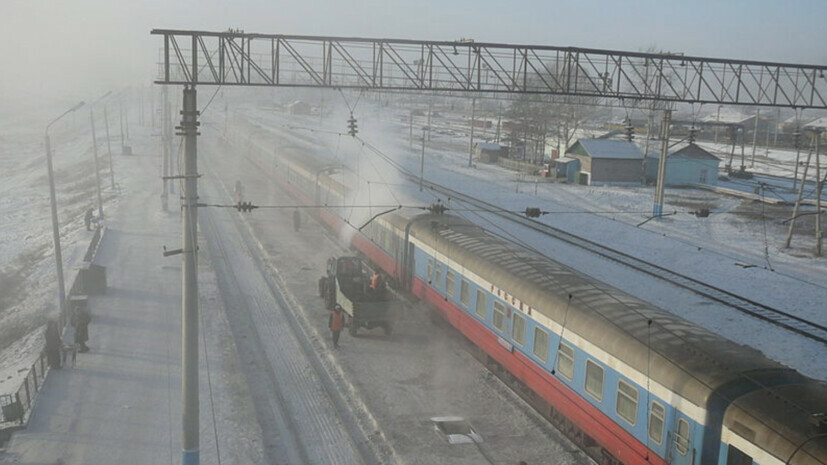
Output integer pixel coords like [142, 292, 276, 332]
[1, 0, 824, 113]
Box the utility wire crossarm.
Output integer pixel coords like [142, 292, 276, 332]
[152, 28, 827, 109]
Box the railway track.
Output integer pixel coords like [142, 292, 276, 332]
[200, 172, 383, 465]
[417, 178, 827, 346]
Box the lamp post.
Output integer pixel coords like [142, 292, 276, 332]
[90, 91, 112, 219]
[45, 101, 85, 319]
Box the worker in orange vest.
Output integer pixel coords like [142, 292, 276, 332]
[329, 304, 345, 348]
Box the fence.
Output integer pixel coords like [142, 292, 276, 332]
[0, 226, 106, 435]
[496, 157, 540, 174]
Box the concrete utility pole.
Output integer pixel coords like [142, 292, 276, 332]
[815, 130, 822, 256]
[750, 108, 760, 167]
[45, 101, 85, 322]
[419, 126, 428, 191]
[468, 97, 476, 167]
[104, 107, 115, 189]
[652, 109, 672, 217]
[89, 109, 105, 219]
[162, 85, 170, 210]
[119, 104, 125, 153]
[409, 110, 413, 151]
[179, 86, 200, 465]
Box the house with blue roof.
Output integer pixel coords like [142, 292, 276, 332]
[645, 144, 721, 186]
[565, 139, 645, 185]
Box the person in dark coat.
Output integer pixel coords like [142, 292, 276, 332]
[45, 319, 62, 369]
[84, 208, 94, 231]
[72, 307, 91, 352]
[329, 304, 345, 348]
[292, 208, 301, 232]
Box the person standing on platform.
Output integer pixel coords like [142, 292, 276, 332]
[329, 304, 345, 348]
[84, 207, 94, 231]
[73, 307, 91, 353]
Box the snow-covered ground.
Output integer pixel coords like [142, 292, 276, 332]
[1, 92, 824, 463]
[0, 109, 121, 397]
[230, 93, 827, 380]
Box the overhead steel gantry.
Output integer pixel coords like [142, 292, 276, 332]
[152, 29, 827, 109]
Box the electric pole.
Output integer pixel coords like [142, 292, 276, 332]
[469, 96, 476, 167]
[104, 106, 115, 189]
[178, 86, 200, 465]
[814, 129, 822, 256]
[89, 109, 105, 219]
[420, 126, 428, 191]
[652, 109, 672, 217]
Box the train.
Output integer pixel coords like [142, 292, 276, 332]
[223, 118, 827, 465]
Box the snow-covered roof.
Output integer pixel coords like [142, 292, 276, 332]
[669, 144, 720, 161]
[573, 139, 644, 159]
[700, 110, 754, 125]
[555, 156, 578, 163]
[804, 117, 827, 130]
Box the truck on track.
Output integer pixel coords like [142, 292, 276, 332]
[319, 256, 397, 336]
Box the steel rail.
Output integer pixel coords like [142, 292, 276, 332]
[417, 177, 827, 346]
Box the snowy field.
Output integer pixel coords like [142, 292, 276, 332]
[0, 109, 122, 396]
[226, 92, 826, 380]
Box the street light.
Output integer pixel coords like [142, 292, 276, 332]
[90, 91, 112, 219]
[45, 101, 85, 319]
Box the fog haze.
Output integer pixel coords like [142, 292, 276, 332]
[1, 0, 824, 115]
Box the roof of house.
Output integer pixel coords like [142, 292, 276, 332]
[569, 139, 644, 160]
[669, 144, 720, 161]
[555, 156, 578, 164]
[804, 116, 827, 130]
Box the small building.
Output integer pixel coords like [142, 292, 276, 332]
[554, 157, 580, 182]
[475, 142, 502, 163]
[565, 139, 644, 185]
[645, 144, 721, 186]
[287, 100, 311, 116]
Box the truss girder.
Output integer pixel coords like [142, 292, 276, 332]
[152, 29, 827, 109]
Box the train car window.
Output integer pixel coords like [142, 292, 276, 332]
[446, 271, 456, 298]
[648, 401, 665, 445]
[585, 360, 604, 401]
[675, 418, 690, 455]
[512, 313, 526, 346]
[726, 445, 753, 465]
[533, 327, 549, 362]
[434, 264, 442, 288]
[556, 343, 574, 380]
[475, 290, 486, 317]
[616, 380, 639, 425]
[427, 259, 433, 282]
[460, 280, 470, 307]
[493, 301, 505, 331]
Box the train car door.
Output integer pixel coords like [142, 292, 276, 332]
[668, 415, 696, 465]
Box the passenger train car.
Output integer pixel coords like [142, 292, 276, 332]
[226, 122, 827, 465]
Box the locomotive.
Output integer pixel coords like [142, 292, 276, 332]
[225, 121, 827, 465]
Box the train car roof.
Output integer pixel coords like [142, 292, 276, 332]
[408, 213, 797, 405]
[724, 383, 827, 465]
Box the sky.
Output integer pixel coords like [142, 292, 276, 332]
[0, 0, 824, 115]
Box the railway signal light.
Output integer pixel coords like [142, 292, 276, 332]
[347, 114, 358, 137]
[236, 201, 257, 213]
[428, 202, 447, 215]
